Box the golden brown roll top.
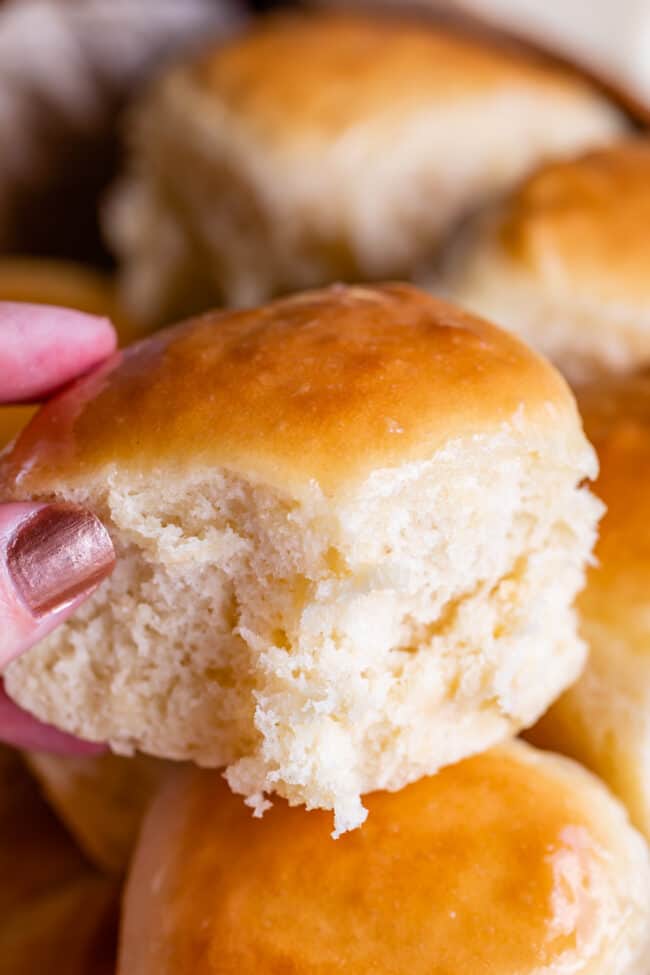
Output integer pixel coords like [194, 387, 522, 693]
[0, 283, 582, 499]
[106, 10, 625, 321]
[119, 742, 650, 974]
[440, 141, 650, 381]
[192, 12, 618, 140]
[497, 141, 650, 306]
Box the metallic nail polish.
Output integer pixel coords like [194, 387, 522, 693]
[7, 504, 115, 617]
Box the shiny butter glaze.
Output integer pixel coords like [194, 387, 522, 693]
[120, 746, 604, 974]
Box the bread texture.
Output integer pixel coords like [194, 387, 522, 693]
[119, 741, 650, 975]
[438, 141, 650, 383]
[0, 284, 601, 834]
[529, 371, 650, 839]
[25, 752, 172, 873]
[105, 10, 626, 325]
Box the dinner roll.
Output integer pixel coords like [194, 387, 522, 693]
[529, 371, 650, 839]
[0, 748, 118, 974]
[25, 752, 172, 873]
[105, 10, 626, 325]
[439, 141, 650, 383]
[0, 284, 601, 835]
[119, 741, 650, 975]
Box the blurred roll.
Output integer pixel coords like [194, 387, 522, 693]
[105, 10, 626, 325]
[0, 747, 118, 974]
[25, 752, 173, 874]
[439, 141, 650, 383]
[119, 742, 650, 975]
[529, 371, 650, 840]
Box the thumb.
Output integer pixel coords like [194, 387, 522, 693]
[0, 502, 114, 667]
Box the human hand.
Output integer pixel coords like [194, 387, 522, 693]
[0, 303, 116, 752]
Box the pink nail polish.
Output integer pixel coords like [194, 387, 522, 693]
[7, 504, 115, 616]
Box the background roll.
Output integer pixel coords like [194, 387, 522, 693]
[0, 747, 118, 974]
[105, 10, 626, 325]
[438, 141, 650, 383]
[25, 751, 173, 874]
[118, 741, 650, 975]
[529, 370, 650, 840]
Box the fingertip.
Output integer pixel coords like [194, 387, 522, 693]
[62, 311, 119, 390]
[0, 684, 107, 755]
[0, 303, 119, 403]
[82, 313, 118, 359]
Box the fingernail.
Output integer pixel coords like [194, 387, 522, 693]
[7, 504, 115, 616]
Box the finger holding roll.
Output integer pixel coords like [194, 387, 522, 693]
[0, 283, 601, 835]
